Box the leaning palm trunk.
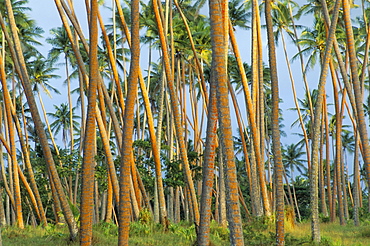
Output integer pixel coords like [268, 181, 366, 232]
[113, 0, 168, 224]
[265, 0, 284, 244]
[118, 0, 140, 243]
[197, 66, 218, 246]
[330, 61, 345, 225]
[353, 132, 360, 226]
[287, 2, 314, 123]
[152, 72, 168, 224]
[0, 61, 23, 229]
[281, 30, 311, 172]
[323, 97, 334, 221]
[79, 0, 100, 245]
[319, 114, 328, 217]
[152, 0, 200, 225]
[309, 0, 341, 242]
[229, 18, 269, 217]
[342, 0, 370, 195]
[209, 0, 244, 244]
[0, 58, 47, 225]
[173, 0, 208, 106]
[55, 0, 125, 152]
[2, 0, 78, 239]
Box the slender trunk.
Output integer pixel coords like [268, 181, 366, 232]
[324, 98, 334, 222]
[209, 0, 244, 243]
[353, 132, 360, 226]
[118, 0, 140, 242]
[197, 64, 218, 245]
[105, 174, 113, 222]
[80, 0, 99, 244]
[152, 0, 200, 225]
[0, 55, 23, 229]
[265, 1, 284, 244]
[310, 0, 340, 242]
[319, 116, 328, 216]
[330, 60, 345, 225]
[281, 31, 311, 170]
[2, 1, 79, 239]
[342, 0, 370, 194]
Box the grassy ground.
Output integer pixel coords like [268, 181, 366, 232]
[1, 220, 370, 245]
[285, 221, 370, 246]
[1, 221, 228, 246]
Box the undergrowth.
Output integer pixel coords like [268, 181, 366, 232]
[1, 216, 370, 245]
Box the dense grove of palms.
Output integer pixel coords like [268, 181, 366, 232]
[1, 0, 370, 245]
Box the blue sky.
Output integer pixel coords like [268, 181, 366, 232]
[26, 1, 324, 148]
[24, 1, 363, 179]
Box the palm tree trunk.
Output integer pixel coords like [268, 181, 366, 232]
[281, 31, 311, 170]
[324, 97, 334, 221]
[265, 1, 284, 244]
[3, 1, 78, 237]
[353, 132, 360, 226]
[330, 60, 345, 225]
[0, 56, 24, 229]
[209, 0, 244, 244]
[342, 0, 370, 202]
[118, 0, 140, 242]
[309, 0, 341, 242]
[197, 63, 218, 246]
[218, 149, 227, 228]
[173, 0, 208, 106]
[287, 2, 314, 123]
[229, 6, 270, 217]
[142, 71, 167, 225]
[319, 115, 328, 217]
[152, 0, 200, 225]
[80, 0, 99, 244]
[105, 174, 113, 222]
[113, 0, 168, 224]
[4, 86, 47, 225]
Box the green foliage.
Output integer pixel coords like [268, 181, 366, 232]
[163, 150, 202, 188]
[130, 209, 160, 237]
[293, 176, 311, 220]
[359, 206, 370, 222]
[4, 220, 370, 245]
[130, 222, 153, 236]
[2, 225, 74, 246]
[94, 221, 118, 237]
[164, 158, 186, 187]
[139, 208, 153, 225]
[209, 220, 229, 241]
[320, 213, 330, 223]
[133, 140, 156, 197]
[56, 149, 82, 178]
[168, 223, 196, 241]
[243, 216, 275, 245]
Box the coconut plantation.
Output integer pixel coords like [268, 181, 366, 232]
[1, 0, 370, 245]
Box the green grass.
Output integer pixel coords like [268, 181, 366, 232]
[1, 221, 228, 245]
[1, 219, 369, 245]
[285, 221, 370, 246]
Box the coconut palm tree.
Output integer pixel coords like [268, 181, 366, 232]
[283, 144, 308, 177]
[152, 0, 200, 226]
[2, 0, 78, 239]
[283, 143, 307, 221]
[309, 0, 341, 242]
[265, 0, 285, 243]
[118, 0, 141, 243]
[47, 103, 80, 149]
[79, 0, 100, 244]
[47, 26, 79, 152]
[209, 0, 244, 244]
[342, 0, 370, 198]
